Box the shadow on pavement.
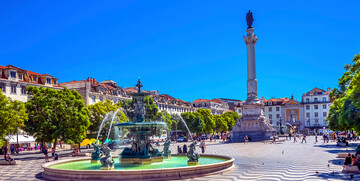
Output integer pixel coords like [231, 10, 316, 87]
[315, 171, 360, 180]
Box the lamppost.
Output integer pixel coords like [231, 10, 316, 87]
[279, 116, 284, 135]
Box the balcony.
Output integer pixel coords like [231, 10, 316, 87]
[302, 101, 330, 104]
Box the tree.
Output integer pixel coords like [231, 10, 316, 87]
[24, 86, 90, 151]
[156, 110, 172, 131]
[87, 100, 128, 142]
[144, 96, 159, 120]
[0, 90, 28, 147]
[221, 111, 240, 131]
[328, 53, 360, 131]
[213, 115, 228, 133]
[196, 108, 215, 134]
[180, 112, 205, 134]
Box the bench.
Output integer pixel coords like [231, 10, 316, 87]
[343, 165, 360, 173]
[0, 160, 20, 165]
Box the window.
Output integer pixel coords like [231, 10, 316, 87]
[323, 105, 327, 109]
[315, 119, 319, 124]
[306, 98, 309, 103]
[46, 78, 51, 84]
[323, 112, 327, 117]
[322, 97, 326, 102]
[21, 86, 26, 94]
[11, 85, 16, 94]
[314, 112, 318, 117]
[276, 114, 280, 119]
[269, 102, 272, 106]
[92, 96, 96, 103]
[269, 107, 272, 112]
[10, 71, 16, 78]
[306, 113, 310, 117]
[276, 107, 280, 111]
[306, 105, 310, 110]
[0, 83, 5, 93]
[104, 89, 107, 93]
[53, 80, 56, 84]
[314, 98, 318, 102]
[314, 105, 318, 110]
[118, 90, 121, 95]
[100, 87, 103, 92]
[269, 114, 272, 119]
[100, 96, 103, 102]
[18, 74, 23, 80]
[33, 76, 37, 82]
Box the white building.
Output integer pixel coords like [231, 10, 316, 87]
[61, 78, 131, 106]
[153, 94, 193, 115]
[0, 65, 62, 102]
[264, 98, 289, 132]
[192, 99, 229, 115]
[302, 87, 332, 133]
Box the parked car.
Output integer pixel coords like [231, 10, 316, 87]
[177, 137, 188, 142]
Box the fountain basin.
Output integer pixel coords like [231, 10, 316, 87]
[42, 154, 234, 180]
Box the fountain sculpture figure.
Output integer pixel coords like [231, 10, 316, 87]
[163, 140, 171, 158]
[100, 144, 115, 170]
[91, 143, 103, 163]
[187, 142, 200, 165]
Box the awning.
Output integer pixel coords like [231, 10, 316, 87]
[5, 135, 36, 144]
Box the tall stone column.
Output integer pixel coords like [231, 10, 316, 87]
[243, 28, 259, 104]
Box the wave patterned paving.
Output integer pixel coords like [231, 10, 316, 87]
[184, 137, 360, 181]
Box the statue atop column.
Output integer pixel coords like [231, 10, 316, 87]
[136, 78, 143, 93]
[246, 10, 254, 29]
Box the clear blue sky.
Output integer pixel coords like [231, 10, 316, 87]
[1, 1, 359, 102]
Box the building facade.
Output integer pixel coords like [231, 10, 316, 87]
[152, 94, 193, 115]
[61, 78, 131, 106]
[302, 87, 332, 133]
[192, 99, 230, 115]
[0, 65, 62, 102]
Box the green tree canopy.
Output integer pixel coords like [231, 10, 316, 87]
[156, 110, 172, 131]
[328, 53, 360, 131]
[213, 115, 228, 133]
[180, 112, 205, 134]
[24, 86, 90, 150]
[87, 100, 128, 141]
[196, 108, 215, 133]
[221, 111, 240, 131]
[0, 90, 28, 146]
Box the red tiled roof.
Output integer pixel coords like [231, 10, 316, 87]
[303, 87, 330, 95]
[193, 98, 224, 104]
[60, 80, 86, 85]
[0, 66, 6, 69]
[26, 71, 41, 76]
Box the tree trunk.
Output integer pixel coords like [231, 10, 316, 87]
[53, 138, 57, 152]
[78, 143, 81, 152]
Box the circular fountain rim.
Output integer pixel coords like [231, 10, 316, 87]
[42, 154, 234, 180]
[114, 121, 167, 127]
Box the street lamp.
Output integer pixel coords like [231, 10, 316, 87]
[279, 116, 284, 135]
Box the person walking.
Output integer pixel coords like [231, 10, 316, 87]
[293, 134, 297, 143]
[315, 134, 318, 144]
[44, 147, 50, 162]
[200, 140, 206, 153]
[244, 135, 249, 144]
[289, 133, 292, 140]
[177, 146, 182, 154]
[301, 135, 307, 143]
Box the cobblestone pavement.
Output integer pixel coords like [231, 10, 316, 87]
[1, 136, 359, 181]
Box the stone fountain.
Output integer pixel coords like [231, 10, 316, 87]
[115, 78, 167, 164]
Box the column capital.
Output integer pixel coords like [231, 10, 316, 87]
[243, 28, 257, 45]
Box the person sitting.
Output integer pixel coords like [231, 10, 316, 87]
[351, 154, 358, 166]
[344, 153, 352, 167]
[5, 153, 14, 164]
[356, 145, 360, 157]
[177, 146, 182, 154]
[183, 144, 188, 154]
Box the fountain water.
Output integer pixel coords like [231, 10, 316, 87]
[96, 113, 110, 141]
[106, 108, 123, 141]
